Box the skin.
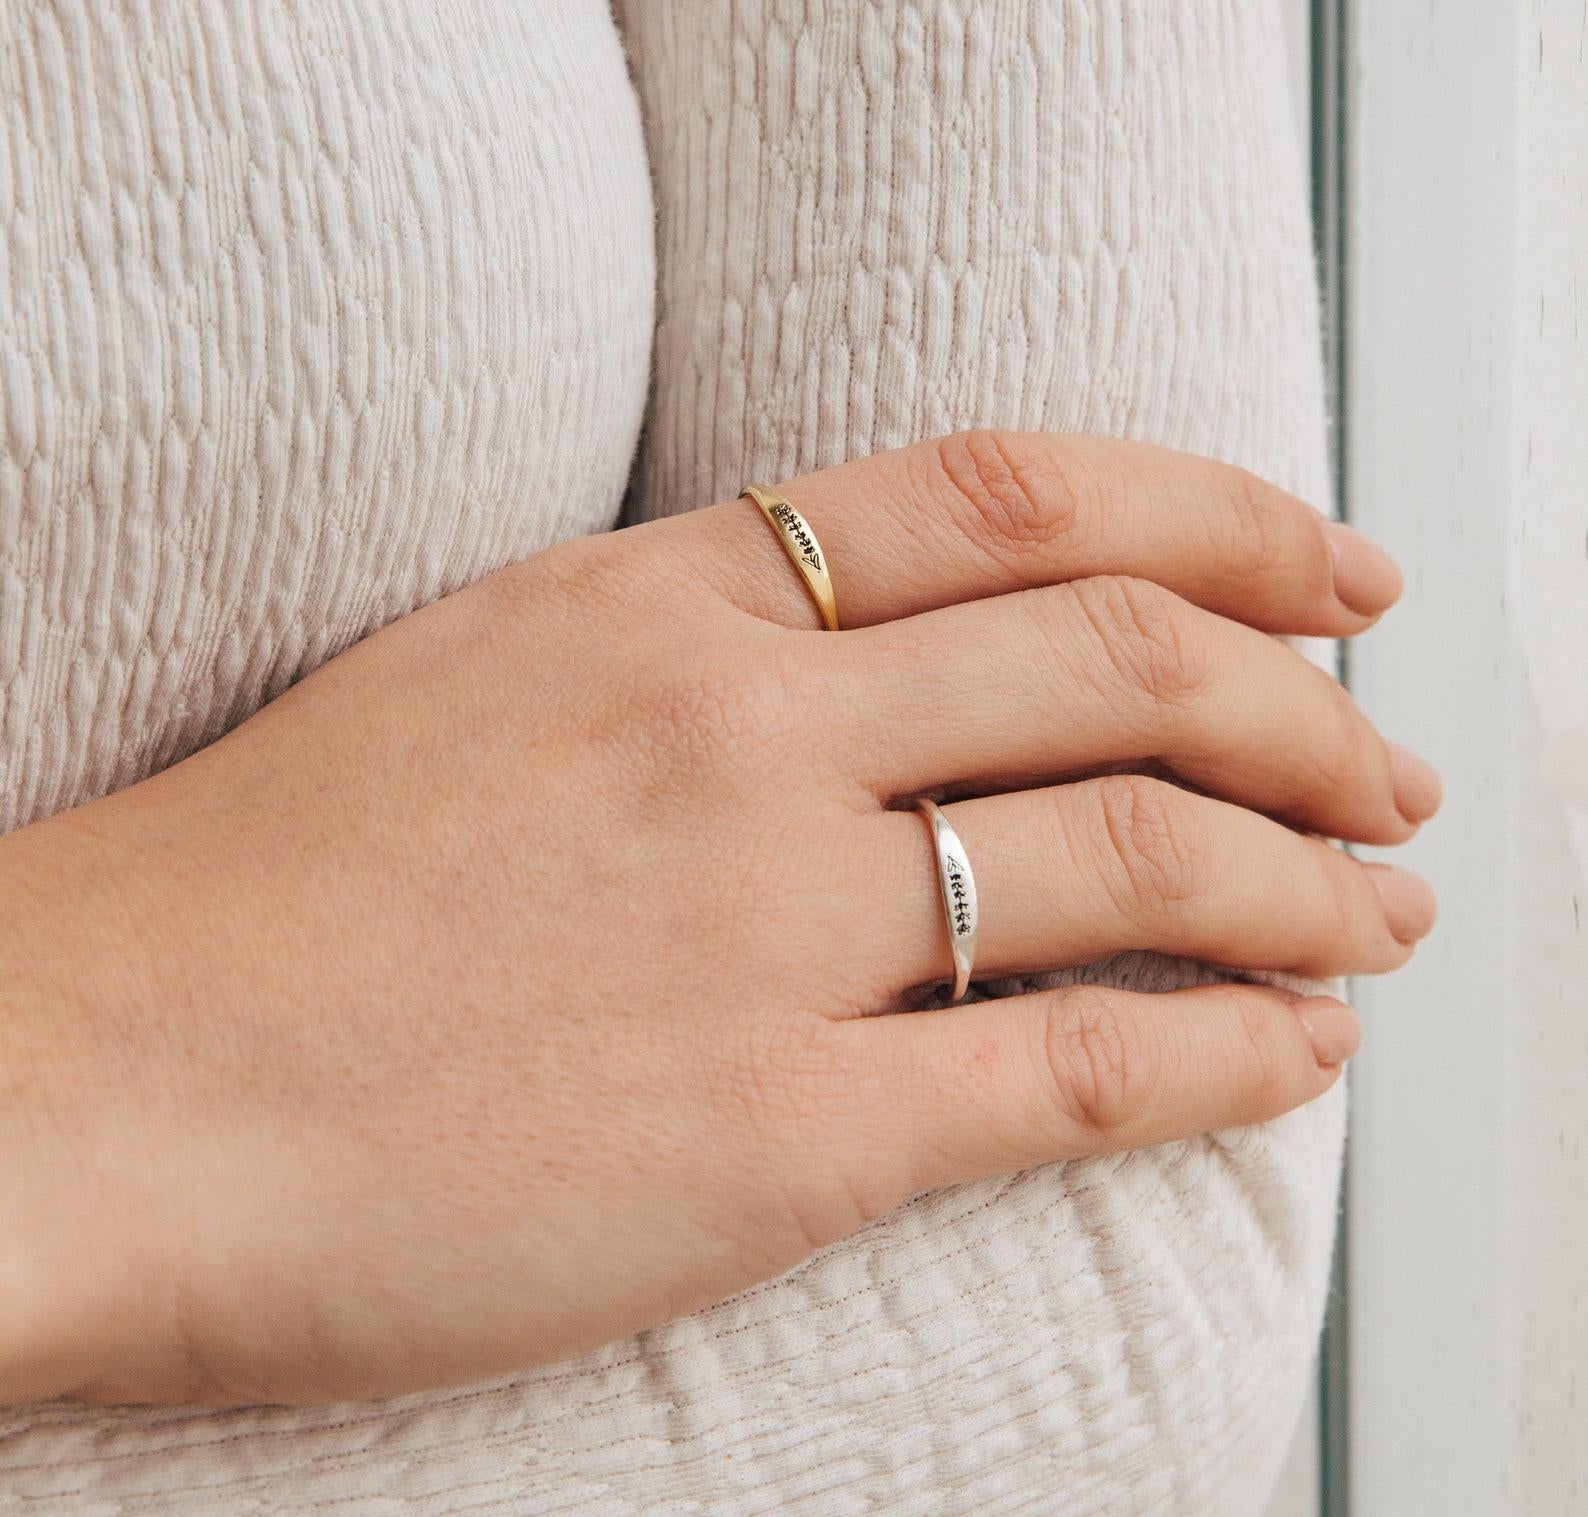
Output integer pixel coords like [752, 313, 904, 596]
[0, 430, 1439, 1408]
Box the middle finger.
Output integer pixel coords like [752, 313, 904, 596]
[824, 573, 1440, 844]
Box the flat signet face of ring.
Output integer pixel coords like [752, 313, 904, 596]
[742, 484, 840, 631]
[917, 798, 978, 1002]
[767, 501, 822, 573]
[942, 851, 975, 941]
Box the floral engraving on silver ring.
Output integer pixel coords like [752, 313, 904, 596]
[916, 798, 979, 1003]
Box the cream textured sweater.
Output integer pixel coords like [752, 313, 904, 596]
[0, 2, 1341, 1512]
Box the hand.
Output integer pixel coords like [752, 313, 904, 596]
[0, 430, 1438, 1407]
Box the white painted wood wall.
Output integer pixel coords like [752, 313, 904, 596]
[1347, 1, 1588, 1513]
[1266, 4, 1324, 1512]
[1271, 3, 1586, 1513]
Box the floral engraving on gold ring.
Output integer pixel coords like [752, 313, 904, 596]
[767, 501, 822, 573]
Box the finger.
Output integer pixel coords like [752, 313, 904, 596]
[829, 574, 1442, 841]
[847, 981, 1356, 1189]
[868, 774, 1436, 992]
[660, 430, 1401, 634]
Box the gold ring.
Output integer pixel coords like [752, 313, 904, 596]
[741, 483, 840, 631]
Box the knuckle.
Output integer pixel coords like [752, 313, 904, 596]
[482, 533, 640, 625]
[1333, 847, 1380, 943]
[474, 557, 564, 643]
[1230, 993, 1289, 1115]
[1319, 681, 1377, 793]
[1274, 670, 1390, 833]
[1042, 989, 1154, 1142]
[622, 655, 799, 774]
[1090, 774, 1206, 916]
[1283, 674, 1369, 814]
[1217, 465, 1293, 583]
[1311, 845, 1381, 969]
[1068, 574, 1210, 706]
[932, 429, 1085, 564]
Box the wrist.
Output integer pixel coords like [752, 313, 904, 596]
[0, 798, 194, 1403]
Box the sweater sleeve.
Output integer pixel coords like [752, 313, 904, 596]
[601, 2, 1343, 1513]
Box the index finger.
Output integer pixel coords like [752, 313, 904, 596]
[661, 430, 1401, 635]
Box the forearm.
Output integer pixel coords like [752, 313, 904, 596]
[0, 666, 434, 1405]
[0, 795, 168, 1403]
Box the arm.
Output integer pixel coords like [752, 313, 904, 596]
[0, 430, 1427, 1407]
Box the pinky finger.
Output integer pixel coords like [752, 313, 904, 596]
[852, 982, 1358, 1193]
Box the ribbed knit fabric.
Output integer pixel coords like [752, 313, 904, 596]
[0, 0, 654, 833]
[0, 2, 1342, 1513]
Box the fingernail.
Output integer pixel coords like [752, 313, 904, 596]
[1324, 521, 1404, 616]
[1386, 740, 1444, 823]
[1295, 996, 1361, 1067]
[1363, 862, 1439, 943]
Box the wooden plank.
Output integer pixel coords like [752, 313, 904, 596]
[1266, 1366, 1322, 1517]
[1266, 7, 1323, 1513]
[1345, 1, 1588, 1511]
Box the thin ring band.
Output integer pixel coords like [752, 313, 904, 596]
[741, 483, 840, 631]
[915, 798, 979, 1003]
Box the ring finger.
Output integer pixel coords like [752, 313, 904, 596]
[868, 773, 1436, 995]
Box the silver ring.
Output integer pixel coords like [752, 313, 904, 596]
[915, 798, 979, 1003]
